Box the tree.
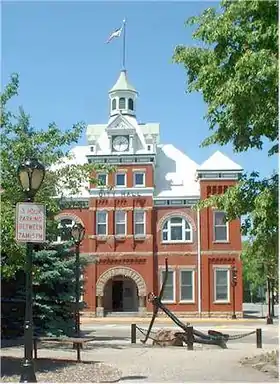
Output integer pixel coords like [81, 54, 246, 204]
[32, 242, 88, 337]
[0, 73, 113, 336]
[0, 73, 113, 278]
[2, 242, 87, 337]
[173, 0, 278, 310]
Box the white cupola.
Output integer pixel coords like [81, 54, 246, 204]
[109, 70, 138, 118]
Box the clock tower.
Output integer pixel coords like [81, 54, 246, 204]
[108, 70, 138, 118]
[104, 70, 149, 155]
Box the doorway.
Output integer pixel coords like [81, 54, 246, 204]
[112, 280, 123, 311]
[103, 276, 139, 313]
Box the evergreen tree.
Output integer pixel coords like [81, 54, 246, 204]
[33, 242, 87, 337]
[2, 242, 87, 338]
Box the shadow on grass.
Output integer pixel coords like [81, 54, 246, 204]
[1, 356, 101, 378]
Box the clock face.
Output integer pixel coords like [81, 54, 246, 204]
[112, 135, 129, 152]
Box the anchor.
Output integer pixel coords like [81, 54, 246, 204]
[141, 258, 229, 348]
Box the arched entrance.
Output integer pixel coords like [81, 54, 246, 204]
[96, 267, 147, 317]
[104, 276, 138, 313]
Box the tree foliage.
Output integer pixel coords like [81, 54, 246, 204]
[2, 242, 87, 337]
[173, 0, 278, 284]
[173, 0, 278, 155]
[0, 73, 113, 278]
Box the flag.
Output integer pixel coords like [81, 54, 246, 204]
[106, 26, 123, 44]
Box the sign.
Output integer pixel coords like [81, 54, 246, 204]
[98, 189, 141, 198]
[16, 202, 46, 243]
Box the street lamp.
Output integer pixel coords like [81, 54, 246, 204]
[18, 159, 46, 200]
[266, 278, 273, 324]
[231, 266, 238, 320]
[18, 159, 45, 383]
[71, 223, 85, 339]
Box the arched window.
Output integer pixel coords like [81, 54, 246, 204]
[162, 217, 192, 243]
[112, 98, 116, 110]
[119, 97, 126, 109]
[128, 98, 134, 110]
[57, 219, 75, 242]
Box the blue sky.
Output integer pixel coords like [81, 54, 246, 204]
[2, 1, 277, 177]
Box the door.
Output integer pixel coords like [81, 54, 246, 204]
[112, 280, 123, 311]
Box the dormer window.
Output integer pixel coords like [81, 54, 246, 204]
[128, 98, 134, 110]
[112, 99, 117, 110]
[119, 97, 125, 109]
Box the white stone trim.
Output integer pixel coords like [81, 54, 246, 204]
[90, 187, 154, 197]
[96, 267, 147, 296]
[54, 213, 85, 227]
[157, 211, 196, 232]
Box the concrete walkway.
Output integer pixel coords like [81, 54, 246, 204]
[1, 343, 277, 382]
[80, 316, 270, 325]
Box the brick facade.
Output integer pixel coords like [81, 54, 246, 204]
[57, 175, 243, 318]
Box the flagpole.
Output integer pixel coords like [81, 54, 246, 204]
[122, 19, 126, 70]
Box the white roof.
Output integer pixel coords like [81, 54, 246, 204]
[86, 114, 158, 156]
[197, 150, 243, 171]
[154, 144, 200, 198]
[109, 70, 137, 93]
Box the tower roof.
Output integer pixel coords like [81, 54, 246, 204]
[197, 151, 243, 171]
[109, 70, 137, 93]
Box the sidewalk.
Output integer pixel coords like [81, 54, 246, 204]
[1, 343, 277, 382]
[80, 316, 270, 325]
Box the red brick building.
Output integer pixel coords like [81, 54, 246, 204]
[56, 70, 243, 318]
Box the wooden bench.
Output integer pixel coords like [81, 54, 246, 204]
[33, 337, 95, 362]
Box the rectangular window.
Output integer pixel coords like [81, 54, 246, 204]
[115, 210, 126, 235]
[133, 172, 145, 187]
[161, 270, 175, 302]
[97, 173, 107, 186]
[213, 211, 228, 242]
[134, 210, 145, 236]
[115, 173, 126, 187]
[180, 270, 194, 302]
[214, 268, 230, 302]
[96, 211, 107, 235]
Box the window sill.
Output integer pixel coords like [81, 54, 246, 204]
[162, 240, 193, 244]
[213, 300, 230, 304]
[96, 236, 107, 242]
[134, 235, 146, 241]
[213, 241, 230, 244]
[179, 300, 195, 304]
[115, 235, 126, 241]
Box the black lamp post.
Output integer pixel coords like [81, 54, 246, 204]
[18, 159, 45, 383]
[266, 278, 273, 324]
[71, 223, 85, 338]
[231, 266, 238, 320]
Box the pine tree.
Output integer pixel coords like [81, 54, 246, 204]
[1, 242, 87, 338]
[33, 242, 87, 337]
